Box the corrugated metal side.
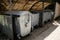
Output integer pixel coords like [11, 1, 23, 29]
[0, 15, 13, 39]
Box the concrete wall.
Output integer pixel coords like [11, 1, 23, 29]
[54, 2, 60, 19]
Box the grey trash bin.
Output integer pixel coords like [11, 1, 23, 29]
[0, 11, 32, 39]
[14, 11, 31, 37]
[43, 10, 54, 24]
[0, 14, 14, 39]
[30, 11, 39, 29]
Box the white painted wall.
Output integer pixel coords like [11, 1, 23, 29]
[54, 2, 60, 19]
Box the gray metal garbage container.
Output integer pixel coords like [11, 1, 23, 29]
[0, 11, 31, 39]
[30, 11, 39, 29]
[0, 14, 14, 40]
[43, 10, 54, 24]
[14, 11, 31, 37]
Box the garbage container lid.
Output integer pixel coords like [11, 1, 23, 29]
[4, 11, 30, 16]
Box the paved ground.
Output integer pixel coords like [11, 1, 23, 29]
[21, 19, 60, 40]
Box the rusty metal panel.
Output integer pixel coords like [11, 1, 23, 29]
[0, 0, 51, 11]
[23, 1, 37, 10]
[31, 2, 42, 10]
